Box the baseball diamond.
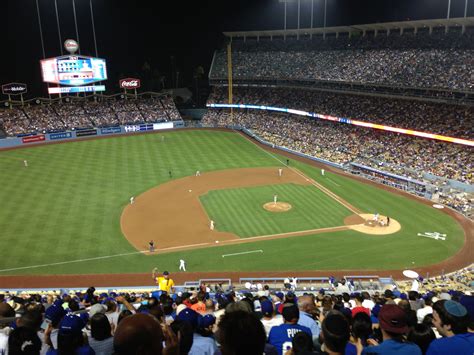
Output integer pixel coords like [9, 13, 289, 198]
[0, 129, 471, 287]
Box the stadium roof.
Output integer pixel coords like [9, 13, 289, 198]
[223, 17, 474, 39]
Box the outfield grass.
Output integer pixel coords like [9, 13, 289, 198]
[0, 130, 466, 275]
[200, 184, 353, 237]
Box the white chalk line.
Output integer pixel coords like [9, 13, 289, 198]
[241, 133, 360, 215]
[222, 250, 263, 258]
[0, 241, 216, 273]
[326, 178, 341, 187]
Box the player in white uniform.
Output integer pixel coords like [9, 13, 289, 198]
[273, 194, 278, 204]
[321, 168, 325, 176]
[195, 170, 201, 176]
[130, 196, 134, 204]
[24, 160, 28, 167]
[179, 259, 186, 271]
[278, 168, 282, 177]
[210, 220, 215, 230]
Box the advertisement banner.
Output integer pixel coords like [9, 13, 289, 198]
[119, 78, 141, 89]
[48, 85, 105, 94]
[153, 122, 174, 130]
[75, 129, 97, 137]
[2, 83, 27, 95]
[124, 125, 140, 133]
[101, 127, 121, 134]
[50, 132, 73, 140]
[22, 135, 45, 143]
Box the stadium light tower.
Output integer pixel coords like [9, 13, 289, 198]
[279, 0, 325, 36]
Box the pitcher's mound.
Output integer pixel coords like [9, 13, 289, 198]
[263, 202, 292, 212]
[345, 213, 401, 235]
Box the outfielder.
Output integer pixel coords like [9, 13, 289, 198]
[210, 220, 215, 231]
[179, 259, 186, 271]
[23, 160, 28, 167]
[321, 168, 325, 176]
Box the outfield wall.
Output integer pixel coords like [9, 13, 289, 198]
[0, 121, 184, 149]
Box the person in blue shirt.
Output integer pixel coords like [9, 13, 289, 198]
[297, 295, 321, 339]
[426, 300, 474, 355]
[362, 304, 422, 355]
[268, 303, 312, 355]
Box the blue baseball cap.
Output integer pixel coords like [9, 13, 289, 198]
[261, 300, 274, 316]
[198, 314, 216, 328]
[177, 308, 200, 328]
[59, 314, 87, 335]
[45, 305, 66, 325]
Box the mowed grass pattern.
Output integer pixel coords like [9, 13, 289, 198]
[200, 184, 352, 237]
[0, 130, 467, 275]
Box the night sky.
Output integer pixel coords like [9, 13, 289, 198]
[2, 0, 471, 96]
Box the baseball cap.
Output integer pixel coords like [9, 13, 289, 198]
[45, 304, 66, 325]
[261, 300, 274, 317]
[59, 314, 87, 335]
[459, 296, 474, 321]
[163, 271, 169, 275]
[378, 305, 408, 334]
[275, 292, 284, 301]
[282, 303, 299, 322]
[177, 308, 199, 328]
[198, 314, 216, 329]
[443, 300, 468, 317]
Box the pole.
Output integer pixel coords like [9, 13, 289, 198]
[297, 0, 301, 36]
[284, 1, 287, 30]
[72, 0, 81, 54]
[35, 0, 46, 59]
[447, 0, 451, 19]
[54, 0, 63, 55]
[227, 43, 233, 120]
[324, 0, 327, 40]
[311, 0, 314, 28]
[465, 0, 469, 17]
[90, 0, 99, 57]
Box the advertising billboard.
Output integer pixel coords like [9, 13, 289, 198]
[47, 85, 105, 94]
[2, 83, 27, 95]
[41, 55, 107, 86]
[22, 135, 45, 143]
[119, 78, 141, 89]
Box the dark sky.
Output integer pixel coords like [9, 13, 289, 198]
[2, 0, 471, 96]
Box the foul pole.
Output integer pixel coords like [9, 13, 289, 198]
[227, 42, 233, 119]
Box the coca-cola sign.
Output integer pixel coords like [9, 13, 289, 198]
[2, 83, 27, 95]
[120, 78, 141, 89]
[64, 39, 79, 54]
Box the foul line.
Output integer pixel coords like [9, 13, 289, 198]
[240, 132, 361, 215]
[0, 250, 149, 273]
[222, 250, 263, 258]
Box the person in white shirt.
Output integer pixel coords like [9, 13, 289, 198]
[417, 297, 433, 323]
[179, 259, 186, 271]
[260, 300, 283, 336]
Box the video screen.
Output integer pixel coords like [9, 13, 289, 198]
[41, 55, 107, 86]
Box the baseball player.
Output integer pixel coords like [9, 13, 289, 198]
[23, 160, 28, 167]
[179, 259, 186, 271]
[373, 213, 379, 222]
[321, 168, 325, 176]
[273, 194, 278, 204]
[195, 170, 201, 176]
[169, 170, 172, 178]
[278, 168, 282, 177]
[210, 220, 215, 231]
[149, 240, 155, 253]
[130, 196, 135, 204]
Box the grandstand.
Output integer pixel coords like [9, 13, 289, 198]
[0, 8, 473, 355]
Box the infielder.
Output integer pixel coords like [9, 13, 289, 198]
[149, 240, 155, 252]
[179, 259, 186, 271]
[195, 170, 201, 176]
[210, 220, 215, 230]
[273, 194, 278, 204]
[278, 168, 282, 177]
[321, 168, 325, 176]
[23, 160, 28, 167]
[130, 196, 135, 204]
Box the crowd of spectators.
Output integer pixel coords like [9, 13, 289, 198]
[0, 95, 182, 137]
[0, 269, 472, 354]
[204, 87, 473, 185]
[211, 30, 474, 92]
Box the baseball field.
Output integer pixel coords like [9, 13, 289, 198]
[0, 129, 472, 287]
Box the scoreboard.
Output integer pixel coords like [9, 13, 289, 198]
[41, 55, 107, 86]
